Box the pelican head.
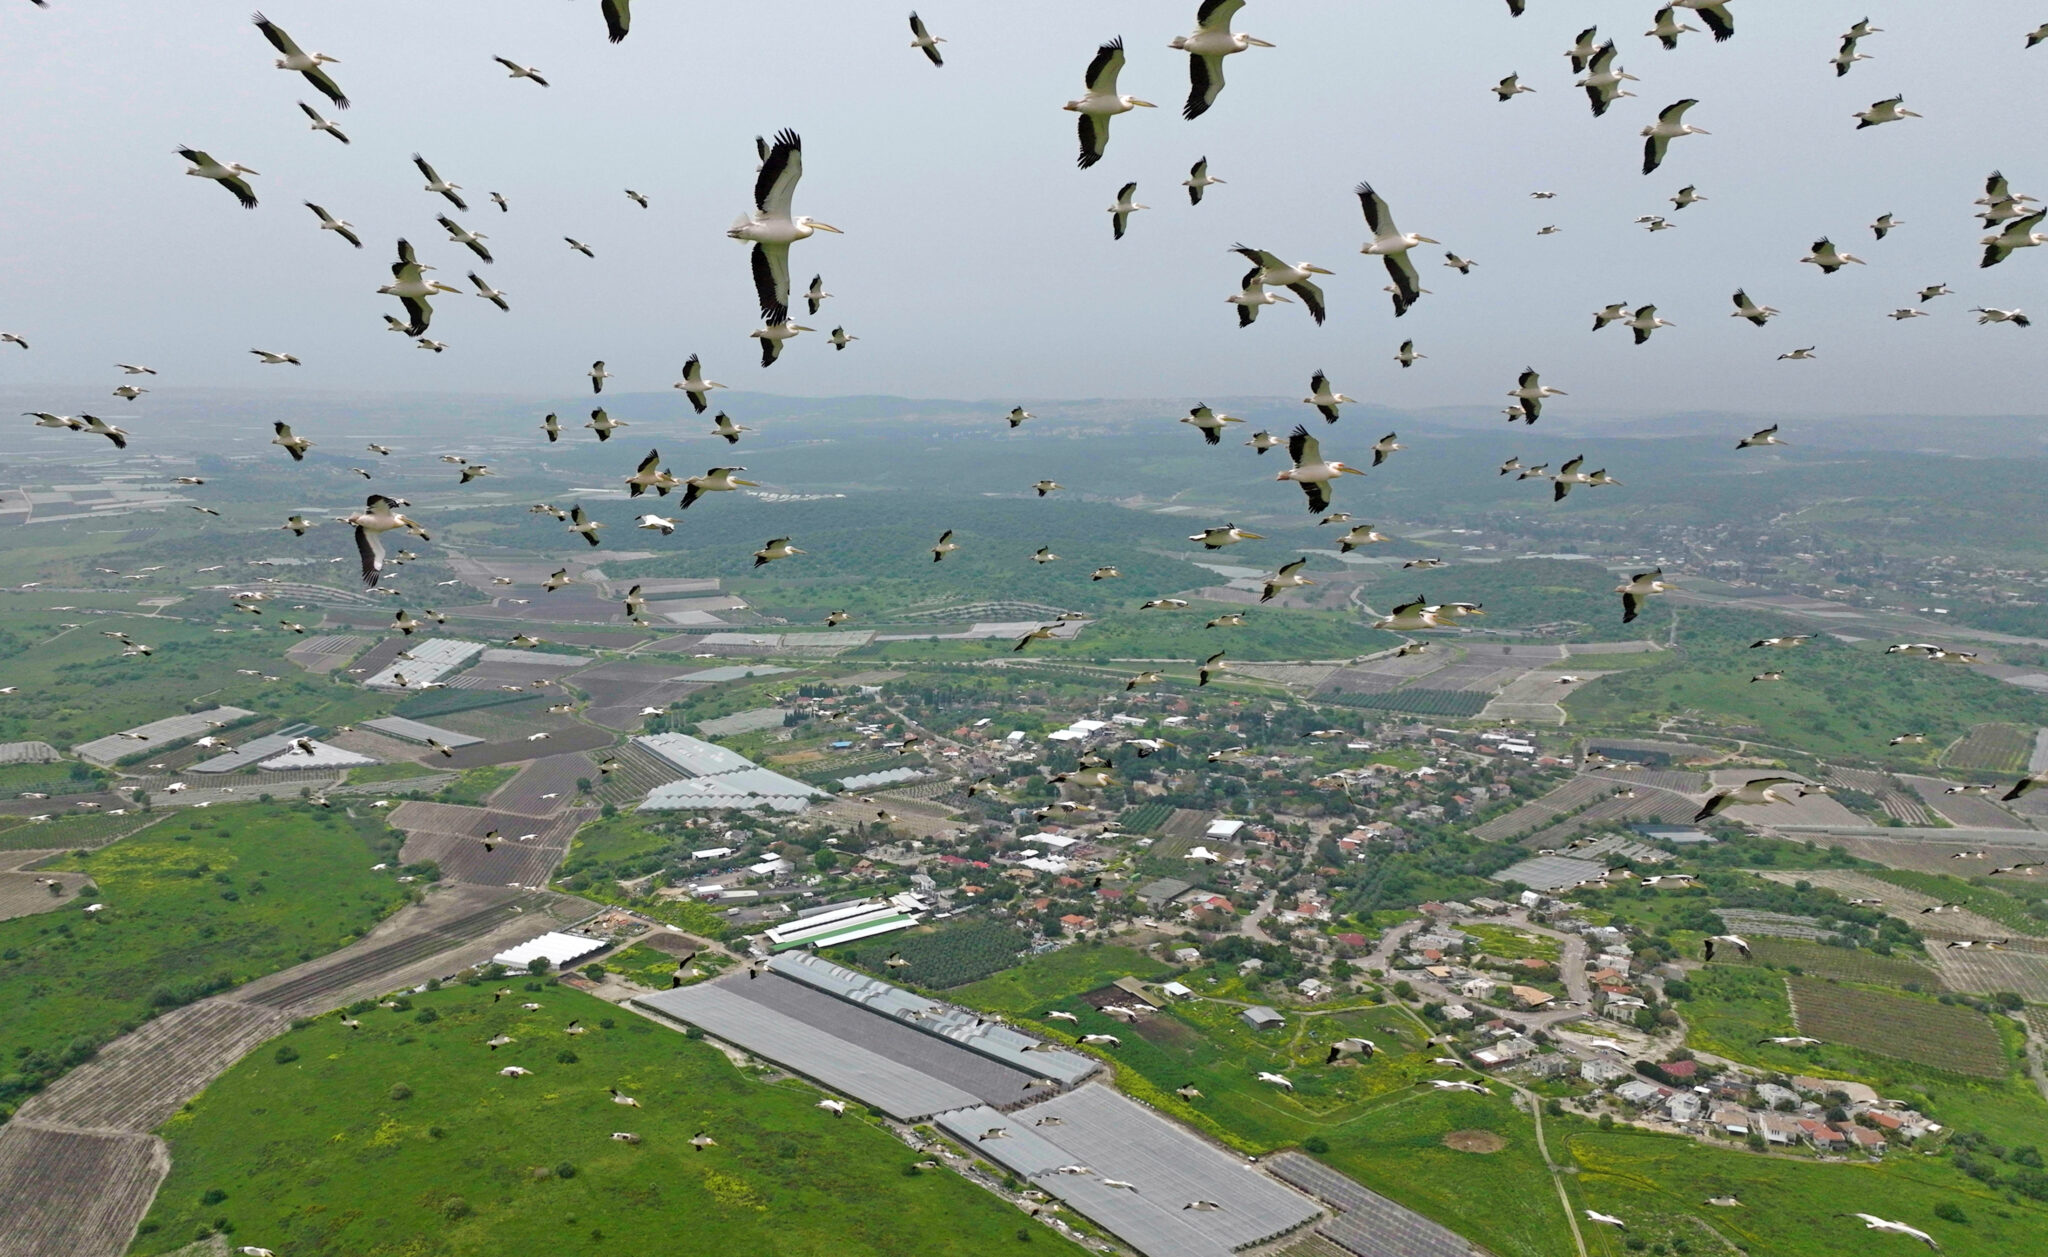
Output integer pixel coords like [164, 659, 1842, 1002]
[798, 218, 843, 234]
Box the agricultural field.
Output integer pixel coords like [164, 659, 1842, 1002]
[130, 983, 1088, 1257]
[1945, 722, 2036, 775]
[0, 760, 109, 798]
[345, 760, 440, 785]
[0, 810, 165, 853]
[1116, 802, 1172, 834]
[948, 942, 1171, 1014]
[1462, 922, 1562, 964]
[832, 917, 1030, 989]
[1864, 869, 2047, 936]
[1322, 689, 1490, 717]
[1722, 936, 1942, 988]
[1787, 976, 2007, 1078]
[0, 803, 412, 1114]
[601, 943, 727, 989]
[434, 765, 521, 808]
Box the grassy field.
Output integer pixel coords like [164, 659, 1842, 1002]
[131, 983, 1088, 1257]
[1787, 976, 2006, 1077]
[1945, 723, 2036, 774]
[948, 942, 1171, 1014]
[601, 943, 728, 989]
[1723, 936, 1941, 987]
[1462, 922, 1562, 964]
[435, 765, 521, 807]
[0, 803, 411, 1113]
[345, 761, 440, 784]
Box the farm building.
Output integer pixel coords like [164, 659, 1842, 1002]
[361, 637, 484, 690]
[492, 931, 607, 972]
[0, 740, 60, 764]
[360, 716, 483, 749]
[188, 725, 359, 773]
[761, 897, 922, 952]
[1241, 1005, 1284, 1031]
[635, 732, 828, 813]
[73, 705, 255, 765]
[1490, 853, 1609, 893]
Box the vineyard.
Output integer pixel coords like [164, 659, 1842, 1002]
[833, 918, 1029, 988]
[1117, 802, 1172, 834]
[0, 810, 165, 853]
[1729, 937, 1942, 988]
[1946, 722, 2036, 774]
[1788, 976, 2007, 1077]
[1321, 688, 1490, 717]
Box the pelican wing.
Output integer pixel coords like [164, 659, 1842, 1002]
[682, 355, 709, 411]
[751, 245, 792, 323]
[1693, 2, 1734, 41]
[400, 295, 433, 337]
[754, 128, 803, 218]
[1083, 37, 1125, 95]
[300, 62, 347, 109]
[806, 274, 826, 315]
[1196, 0, 1247, 28]
[1187, 157, 1210, 204]
[1286, 277, 1327, 325]
[1382, 252, 1422, 316]
[469, 272, 508, 310]
[1621, 590, 1642, 622]
[601, 0, 631, 43]
[252, 13, 303, 59]
[356, 525, 384, 587]
[1076, 113, 1110, 169]
[1643, 132, 1671, 176]
[1288, 425, 1322, 468]
[758, 332, 782, 369]
[1658, 98, 1698, 125]
[1354, 182, 1398, 240]
[1298, 480, 1331, 514]
[1231, 244, 1284, 271]
[1185, 54, 1226, 120]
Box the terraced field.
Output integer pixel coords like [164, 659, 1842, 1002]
[1787, 976, 2006, 1077]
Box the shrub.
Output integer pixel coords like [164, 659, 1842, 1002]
[200, 1188, 227, 1206]
[273, 1045, 299, 1064]
[441, 1197, 472, 1220]
[555, 1161, 578, 1179]
[1302, 1135, 1330, 1154]
[389, 1083, 413, 1101]
[1933, 1202, 1968, 1224]
[557, 1049, 579, 1064]
[584, 963, 605, 982]
[529, 957, 552, 975]
[414, 1008, 439, 1025]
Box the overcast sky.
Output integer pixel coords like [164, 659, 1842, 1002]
[2, 1, 2045, 416]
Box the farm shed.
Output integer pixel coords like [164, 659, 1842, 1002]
[73, 706, 255, 765]
[360, 637, 484, 690]
[1241, 1005, 1285, 1031]
[492, 931, 607, 971]
[360, 716, 483, 749]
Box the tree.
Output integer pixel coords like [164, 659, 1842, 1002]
[529, 957, 552, 975]
[583, 963, 604, 982]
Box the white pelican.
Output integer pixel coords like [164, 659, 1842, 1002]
[586, 408, 627, 441]
[490, 191, 509, 212]
[1888, 307, 1927, 321]
[931, 529, 959, 561]
[565, 237, 595, 258]
[250, 348, 300, 365]
[804, 274, 830, 315]
[1835, 1215, 1938, 1250]
[1577, 41, 1638, 116]
[1870, 214, 1904, 244]
[1170, 0, 1272, 120]
[112, 385, 147, 400]
[729, 129, 840, 323]
[1180, 404, 1243, 446]
[412, 154, 466, 210]
[1090, 566, 1121, 582]
[681, 467, 756, 509]
[567, 506, 603, 546]
[253, 13, 347, 108]
[1370, 432, 1402, 466]
[298, 100, 348, 144]
[179, 147, 259, 209]
[1140, 600, 1188, 612]
[1616, 568, 1669, 622]
[1585, 1210, 1627, 1230]
[1354, 182, 1436, 316]
[1802, 238, 1867, 276]
[1032, 547, 1058, 564]
[1647, 7, 1699, 49]
[1973, 306, 2031, 326]
[1444, 251, 1476, 273]
[1395, 339, 1424, 368]
[1184, 156, 1223, 205]
[491, 56, 548, 87]
[1730, 289, 1776, 325]
[420, 339, 449, 354]
[1550, 456, 1592, 501]
[1066, 38, 1155, 169]
[1107, 182, 1147, 240]
[1226, 268, 1291, 326]
[1198, 651, 1227, 685]
[1920, 283, 1953, 301]
[1565, 25, 1599, 73]
[625, 450, 678, 498]
[1853, 95, 1920, 129]
[589, 360, 613, 393]
[1698, 775, 1810, 822]
[338, 495, 425, 587]
[304, 202, 361, 248]
[1591, 303, 1630, 331]
[379, 239, 459, 336]
[1033, 479, 1062, 496]
[908, 12, 945, 66]
[1536, 224, 1562, 236]
[754, 537, 803, 567]
[1493, 73, 1535, 101]
[1339, 524, 1389, 552]
[625, 189, 649, 208]
[1430, 1079, 1490, 1093]
[1778, 345, 1818, 359]
[1231, 245, 1330, 323]
[711, 412, 749, 444]
[468, 273, 510, 311]
[751, 320, 812, 366]
[541, 413, 560, 442]
[1278, 425, 1363, 514]
[437, 215, 491, 263]
[1831, 37, 1874, 77]
[1191, 523, 1261, 548]
[1509, 368, 1564, 418]
[80, 415, 127, 448]
[1672, 184, 1705, 209]
[1737, 424, 1785, 449]
[1673, 0, 1735, 41]
[1642, 100, 1707, 174]
[1246, 429, 1282, 453]
[27, 411, 77, 429]
[674, 355, 727, 413]
[1627, 305, 1675, 343]
[601, 0, 631, 43]
[1255, 1071, 1293, 1090]
[1, 333, 26, 349]
[828, 326, 856, 351]
[1304, 369, 1351, 422]
[1981, 209, 2046, 267]
[1008, 406, 1033, 428]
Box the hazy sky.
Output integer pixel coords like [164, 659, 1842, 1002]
[2, 1, 2046, 415]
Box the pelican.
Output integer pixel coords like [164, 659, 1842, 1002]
[751, 320, 812, 367]
[1647, 7, 1699, 49]
[1244, 429, 1282, 453]
[600, 0, 631, 42]
[908, 11, 945, 65]
[1304, 370, 1351, 422]
[1737, 425, 1786, 449]
[468, 273, 510, 311]
[1066, 38, 1155, 168]
[1779, 345, 1818, 359]
[1255, 1071, 1293, 1090]
[1090, 566, 1122, 582]
[1327, 1037, 1376, 1063]
[1340, 524, 1389, 552]
[565, 237, 595, 258]
[1672, 184, 1705, 209]
[1592, 303, 1630, 331]
[1261, 557, 1314, 602]
[1673, 0, 1735, 40]
[1698, 776, 1810, 822]
[1627, 305, 1675, 344]
[1973, 306, 2031, 326]
[1920, 283, 1953, 301]
[1868, 212, 1904, 241]
[1730, 290, 1777, 325]
[635, 513, 675, 535]
[271, 420, 312, 460]
[729, 129, 840, 323]
[1551, 457, 1595, 501]
[112, 385, 147, 400]
[1008, 406, 1033, 428]
[491, 55, 548, 86]
[1274, 428, 1365, 514]
[379, 238, 460, 336]
[586, 408, 627, 441]
[304, 202, 361, 248]
[1834, 1215, 1938, 1249]
[1577, 41, 1638, 117]
[411, 154, 466, 210]
[1180, 404, 1243, 445]
[1980, 209, 2047, 267]
[754, 537, 803, 567]
[1370, 432, 1402, 466]
[1402, 557, 1447, 570]
[711, 413, 749, 444]
[1184, 156, 1224, 205]
[1831, 37, 1874, 76]
[931, 529, 959, 561]
[541, 413, 560, 442]
[1191, 523, 1261, 548]
[625, 450, 678, 497]
[1586, 1211, 1627, 1230]
[589, 360, 613, 394]
[298, 100, 348, 143]
[1106, 182, 1148, 240]
[1801, 236, 1866, 274]
[1853, 95, 1920, 128]
[436, 214, 491, 264]
[567, 506, 603, 546]
[1493, 73, 1535, 101]
[489, 191, 509, 212]
[1395, 339, 1424, 368]
[1198, 651, 1228, 685]
[1231, 245, 1330, 323]
[828, 326, 857, 351]
[1508, 369, 1565, 419]
[282, 515, 311, 535]
[823, 610, 850, 626]
[178, 147, 259, 209]
[1, 334, 26, 349]
[1176, 1084, 1203, 1100]
[252, 13, 346, 108]
[1565, 25, 1599, 73]
[78, 415, 127, 448]
[1033, 479, 1062, 496]
[1616, 568, 1669, 622]
[681, 467, 755, 509]
[1444, 250, 1477, 273]
[1225, 268, 1290, 325]
[674, 355, 727, 412]
[1536, 224, 1562, 236]
[1142, 598, 1189, 609]
[1171, 0, 1273, 120]
[622, 189, 649, 209]
[1355, 182, 1436, 316]
[802, 274, 831, 315]
[1888, 307, 1928, 321]
[1032, 547, 1058, 563]
[1642, 100, 1707, 174]
[1430, 1079, 1490, 1093]
[339, 495, 425, 587]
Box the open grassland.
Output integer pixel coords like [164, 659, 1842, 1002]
[130, 984, 1087, 1257]
[947, 942, 1171, 1013]
[1788, 976, 2007, 1077]
[0, 803, 412, 1113]
[1462, 922, 1563, 964]
[1567, 1127, 2048, 1257]
[1945, 723, 2036, 774]
[1723, 936, 1941, 987]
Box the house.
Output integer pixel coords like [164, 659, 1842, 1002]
[1840, 1125, 1887, 1155]
[1711, 1106, 1751, 1136]
[1440, 1004, 1475, 1021]
[1241, 1005, 1285, 1031]
[1297, 977, 1332, 1001]
[1600, 995, 1646, 1024]
[1171, 947, 1202, 965]
[1614, 1079, 1668, 1107]
[1660, 1059, 1699, 1081]
[1333, 932, 1369, 948]
[1113, 976, 1166, 1008]
[1238, 958, 1265, 975]
[1509, 984, 1555, 1010]
[1460, 977, 1499, 1001]
[1471, 1038, 1534, 1069]
[1758, 1114, 1803, 1146]
[1755, 1083, 1801, 1110]
[1793, 1076, 1878, 1105]
[1058, 913, 1091, 929]
[1159, 980, 1194, 999]
[1581, 1058, 1631, 1085]
[1797, 1120, 1846, 1151]
[1666, 1092, 1703, 1124]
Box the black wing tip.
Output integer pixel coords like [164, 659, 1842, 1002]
[770, 127, 802, 151]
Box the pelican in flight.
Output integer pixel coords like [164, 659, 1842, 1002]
[340, 495, 426, 587]
[253, 13, 346, 108]
[251, 348, 301, 365]
[586, 408, 627, 441]
[589, 360, 613, 393]
[1231, 245, 1331, 323]
[1493, 73, 1535, 101]
[1980, 209, 2047, 267]
[468, 273, 509, 311]
[1184, 156, 1223, 205]
[754, 537, 803, 567]
[1339, 523, 1389, 552]
[1304, 370, 1351, 422]
[1108, 182, 1147, 240]
[1246, 430, 1282, 453]
[565, 237, 595, 257]
[1853, 95, 1920, 129]
[1279, 425, 1363, 514]
[1395, 340, 1424, 368]
[681, 467, 757, 509]
[80, 415, 127, 448]
[179, 147, 259, 209]
[1577, 41, 1638, 117]
[908, 12, 945, 65]
[1834, 1215, 1937, 1250]
[1592, 303, 1630, 331]
[1509, 369, 1565, 419]
[804, 274, 830, 315]
[730, 129, 841, 324]
[675, 354, 726, 412]
[412, 154, 466, 210]
[271, 420, 312, 460]
[1871, 212, 1902, 240]
[1008, 407, 1033, 428]
[1190, 523, 1261, 548]
[1627, 305, 1675, 343]
[297, 100, 348, 144]
[711, 413, 750, 444]
[303, 202, 361, 248]
[1616, 568, 1669, 622]
[1730, 290, 1777, 325]
[1585, 1211, 1627, 1231]
[625, 450, 678, 498]
[1778, 345, 1818, 359]
[1801, 238, 1865, 274]
[1737, 424, 1786, 449]
[491, 56, 548, 87]
[1642, 100, 1707, 174]
[2, 333, 26, 350]
[1226, 269, 1291, 325]
[1170, 0, 1273, 120]
[1973, 306, 2031, 326]
[1698, 777, 1811, 822]
[751, 320, 813, 366]
[379, 239, 460, 336]
[1647, 7, 1699, 49]
[1355, 182, 1435, 316]
[1180, 404, 1244, 446]
[1066, 38, 1155, 169]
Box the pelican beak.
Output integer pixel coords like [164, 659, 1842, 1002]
[1691, 127, 1711, 135]
[790, 547, 806, 555]
[1273, 293, 1294, 302]
[1241, 532, 1264, 540]
[1246, 37, 1276, 47]
[734, 479, 759, 488]
[1417, 236, 1441, 244]
[792, 325, 815, 333]
[810, 222, 843, 233]
[1340, 465, 1367, 476]
[1130, 99, 1158, 108]
[1062, 101, 1079, 111]
[237, 167, 261, 176]
[1305, 265, 1334, 275]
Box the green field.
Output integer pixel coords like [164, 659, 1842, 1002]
[602, 943, 727, 989]
[948, 942, 1171, 1014]
[0, 809, 166, 853]
[0, 803, 412, 1113]
[832, 918, 1029, 989]
[131, 983, 1087, 1257]
[1724, 936, 1940, 987]
[1945, 722, 2036, 774]
[1321, 688, 1490, 717]
[1864, 869, 2047, 935]
[1788, 976, 2006, 1077]
[1462, 922, 1563, 964]
[346, 761, 440, 784]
